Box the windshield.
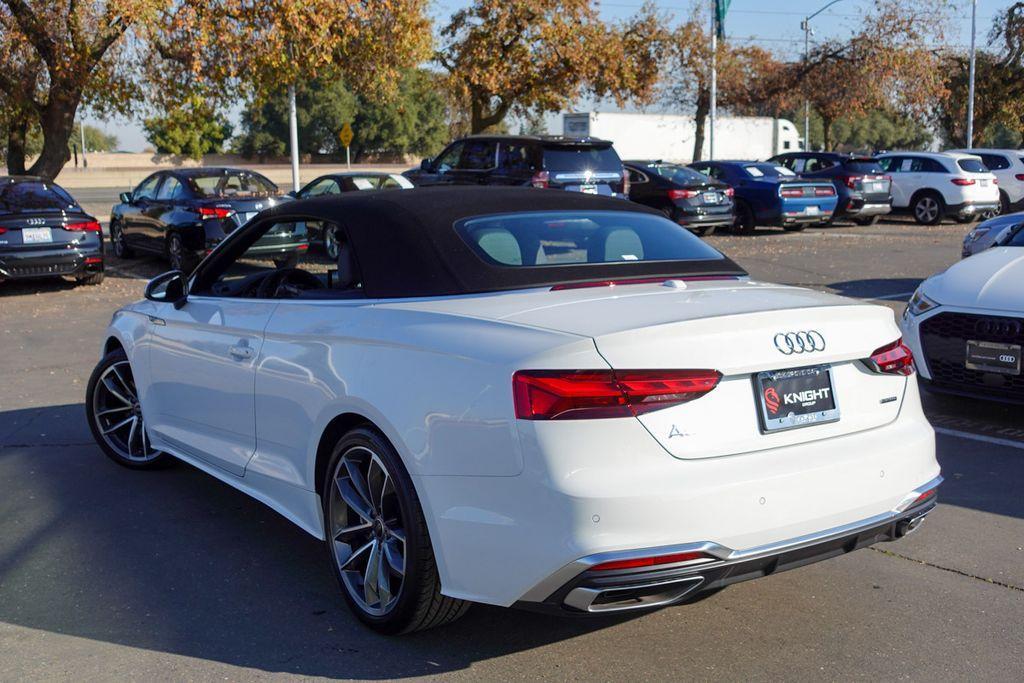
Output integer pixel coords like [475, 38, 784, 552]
[187, 171, 278, 198]
[542, 146, 622, 173]
[1007, 225, 1024, 247]
[957, 158, 987, 173]
[644, 164, 710, 184]
[743, 164, 795, 178]
[456, 211, 724, 267]
[0, 180, 79, 213]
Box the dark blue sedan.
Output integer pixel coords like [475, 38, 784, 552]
[689, 161, 838, 234]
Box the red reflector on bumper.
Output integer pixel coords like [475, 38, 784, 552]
[592, 551, 713, 572]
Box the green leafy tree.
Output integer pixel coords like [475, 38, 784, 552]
[235, 69, 447, 161]
[70, 124, 119, 153]
[143, 96, 232, 158]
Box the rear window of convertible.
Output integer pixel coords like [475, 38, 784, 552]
[455, 211, 725, 267]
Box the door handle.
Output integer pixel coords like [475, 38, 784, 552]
[148, 315, 165, 326]
[228, 345, 254, 360]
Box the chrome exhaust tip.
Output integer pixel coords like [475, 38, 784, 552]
[895, 511, 929, 538]
[564, 575, 705, 613]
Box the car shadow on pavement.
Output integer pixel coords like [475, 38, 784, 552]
[0, 403, 644, 679]
[827, 278, 923, 300]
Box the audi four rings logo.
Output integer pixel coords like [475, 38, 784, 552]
[773, 331, 826, 354]
[975, 318, 1022, 338]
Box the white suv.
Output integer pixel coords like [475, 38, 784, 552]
[946, 148, 1024, 215]
[876, 151, 999, 225]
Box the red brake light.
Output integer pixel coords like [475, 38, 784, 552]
[66, 220, 101, 232]
[0, 227, 6, 235]
[198, 206, 235, 219]
[951, 178, 976, 186]
[531, 170, 550, 189]
[513, 369, 722, 420]
[814, 186, 836, 196]
[1015, 174, 1024, 181]
[993, 178, 999, 185]
[780, 187, 803, 198]
[867, 338, 915, 376]
[591, 551, 714, 572]
[843, 175, 861, 189]
[668, 188, 699, 200]
[724, 187, 734, 197]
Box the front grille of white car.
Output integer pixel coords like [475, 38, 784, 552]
[920, 312, 1024, 400]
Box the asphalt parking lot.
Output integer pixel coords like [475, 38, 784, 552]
[1, 214, 1022, 680]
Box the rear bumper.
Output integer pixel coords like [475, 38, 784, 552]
[673, 207, 734, 228]
[947, 201, 999, 218]
[0, 244, 104, 280]
[518, 477, 941, 614]
[845, 200, 892, 217]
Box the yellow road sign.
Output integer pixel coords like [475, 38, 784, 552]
[339, 122, 353, 148]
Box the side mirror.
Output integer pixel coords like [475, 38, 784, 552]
[287, 190, 298, 198]
[420, 158, 433, 172]
[120, 192, 133, 204]
[145, 270, 188, 309]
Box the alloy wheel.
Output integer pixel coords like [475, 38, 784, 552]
[112, 223, 126, 257]
[168, 234, 185, 270]
[328, 446, 406, 616]
[324, 225, 340, 261]
[91, 360, 161, 463]
[915, 197, 939, 223]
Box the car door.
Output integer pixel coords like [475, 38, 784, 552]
[424, 141, 465, 186]
[123, 174, 163, 251]
[493, 141, 537, 186]
[452, 138, 499, 184]
[144, 173, 184, 252]
[144, 218, 295, 476]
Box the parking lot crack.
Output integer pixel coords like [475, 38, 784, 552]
[872, 547, 1024, 592]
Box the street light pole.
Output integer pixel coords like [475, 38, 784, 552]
[709, 0, 717, 160]
[967, 0, 977, 148]
[80, 118, 88, 169]
[288, 84, 300, 192]
[800, 0, 846, 152]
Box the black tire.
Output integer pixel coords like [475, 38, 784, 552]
[911, 192, 944, 225]
[110, 220, 134, 258]
[1000, 190, 1011, 215]
[86, 349, 173, 469]
[782, 223, 807, 232]
[690, 225, 715, 237]
[76, 271, 105, 286]
[732, 202, 756, 234]
[166, 233, 198, 273]
[956, 215, 977, 224]
[323, 427, 469, 634]
[853, 215, 879, 226]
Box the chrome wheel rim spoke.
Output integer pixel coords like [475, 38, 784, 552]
[329, 445, 405, 615]
[93, 361, 160, 463]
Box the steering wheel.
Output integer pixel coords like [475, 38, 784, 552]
[255, 267, 325, 299]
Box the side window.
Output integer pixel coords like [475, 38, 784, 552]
[156, 176, 183, 201]
[307, 178, 341, 196]
[922, 158, 947, 173]
[903, 158, 918, 173]
[790, 158, 806, 173]
[980, 154, 1009, 171]
[134, 174, 162, 201]
[434, 142, 464, 173]
[459, 140, 498, 170]
[627, 168, 648, 184]
[498, 142, 534, 171]
[379, 176, 403, 189]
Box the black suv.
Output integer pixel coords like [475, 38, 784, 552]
[768, 152, 892, 225]
[404, 135, 628, 198]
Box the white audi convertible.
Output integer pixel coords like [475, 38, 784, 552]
[902, 246, 1023, 403]
[87, 187, 941, 633]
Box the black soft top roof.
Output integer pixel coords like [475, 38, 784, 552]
[266, 186, 746, 298]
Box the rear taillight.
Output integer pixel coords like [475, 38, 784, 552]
[723, 187, 734, 197]
[668, 188, 699, 200]
[591, 551, 715, 572]
[951, 178, 976, 186]
[0, 227, 6, 235]
[513, 369, 722, 420]
[866, 338, 915, 376]
[66, 220, 101, 232]
[814, 186, 836, 196]
[843, 175, 862, 189]
[531, 170, 550, 189]
[198, 206, 235, 219]
[1015, 174, 1024, 181]
[993, 178, 999, 185]
[780, 187, 803, 198]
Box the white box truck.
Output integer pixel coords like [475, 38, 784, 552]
[562, 112, 803, 162]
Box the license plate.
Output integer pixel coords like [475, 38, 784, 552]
[22, 227, 53, 244]
[979, 179, 989, 187]
[578, 184, 598, 195]
[756, 365, 840, 433]
[866, 182, 884, 193]
[805, 205, 820, 215]
[702, 191, 719, 203]
[965, 340, 1021, 375]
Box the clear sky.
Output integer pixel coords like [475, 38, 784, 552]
[98, 0, 996, 152]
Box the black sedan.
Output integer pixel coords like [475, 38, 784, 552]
[624, 161, 734, 236]
[284, 172, 413, 258]
[0, 176, 104, 286]
[110, 168, 305, 272]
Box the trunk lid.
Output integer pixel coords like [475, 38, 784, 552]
[0, 212, 95, 251]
